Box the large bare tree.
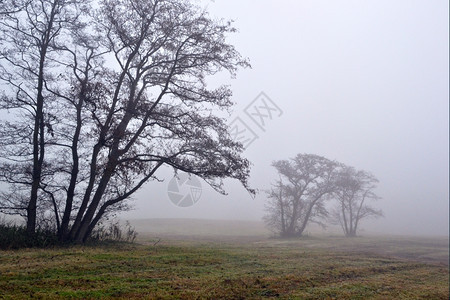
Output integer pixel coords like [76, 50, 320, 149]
[0, 0, 253, 243]
[330, 166, 382, 237]
[264, 154, 338, 237]
[0, 0, 86, 235]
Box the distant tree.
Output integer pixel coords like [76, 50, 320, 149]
[0, 0, 252, 243]
[264, 154, 338, 237]
[330, 166, 382, 237]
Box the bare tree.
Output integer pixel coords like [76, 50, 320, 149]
[0, 0, 86, 235]
[1, 0, 253, 243]
[264, 154, 337, 237]
[264, 179, 289, 236]
[330, 166, 382, 237]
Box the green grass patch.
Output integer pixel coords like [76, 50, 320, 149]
[0, 238, 448, 299]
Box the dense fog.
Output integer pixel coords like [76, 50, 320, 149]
[0, 0, 447, 237]
[121, 0, 449, 237]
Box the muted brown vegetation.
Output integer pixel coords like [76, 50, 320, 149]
[0, 234, 448, 299]
[1, 218, 448, 299]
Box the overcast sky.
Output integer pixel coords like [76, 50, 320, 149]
[120, 0, 449, 236]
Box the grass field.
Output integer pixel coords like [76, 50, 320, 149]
[0, 219, 448, 299]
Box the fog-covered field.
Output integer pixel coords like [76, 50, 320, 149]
[131, 218, 449, 265]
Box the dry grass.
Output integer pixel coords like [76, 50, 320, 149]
[0, 233, 448, 299]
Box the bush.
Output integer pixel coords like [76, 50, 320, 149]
[0, 219, 59, 249]
[0, 217, 137, 249]
[89, 219, 138, 243]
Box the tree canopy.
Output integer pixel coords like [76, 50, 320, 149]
[0, 0, 252, 243]
[264, 153, 382, 237]
[264, 154, 338, 237]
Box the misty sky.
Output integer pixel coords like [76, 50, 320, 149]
[1, 0, 442, 236]
[120, 0, 449, 237]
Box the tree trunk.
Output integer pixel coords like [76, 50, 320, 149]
[296, 202, 313, 237]
[73, 160, 117, 243]
[59, 81, 86, 241]
[26, 0, 60, 237]
[27, 59, 46, 236]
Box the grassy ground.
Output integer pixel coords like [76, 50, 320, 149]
[0, 235, 448, 299]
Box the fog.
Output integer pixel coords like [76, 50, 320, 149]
[1, 0, 446, 237]
[118, 0, 449, 237]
